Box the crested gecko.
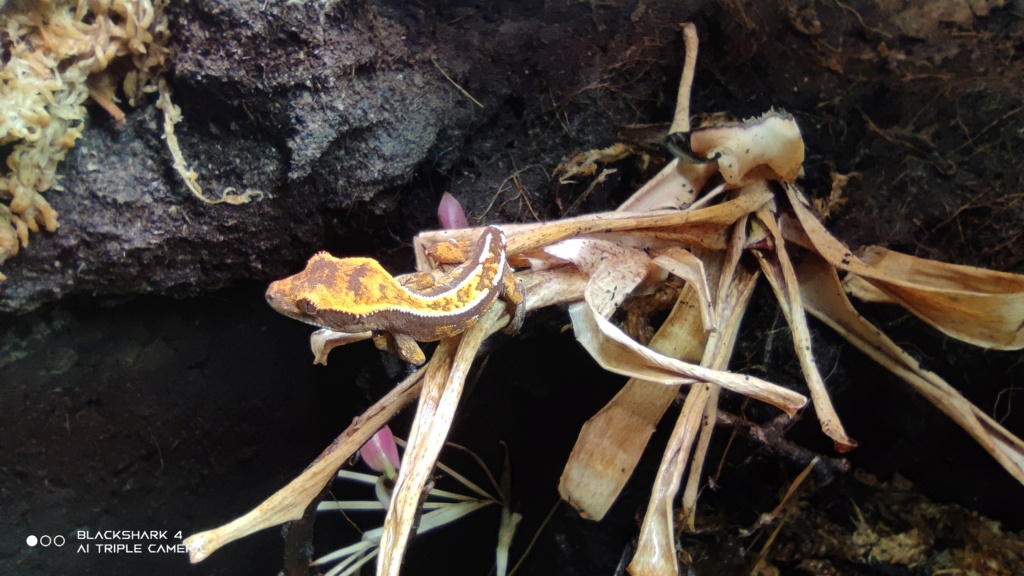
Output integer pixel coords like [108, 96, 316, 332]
[265, 226, 524, 365]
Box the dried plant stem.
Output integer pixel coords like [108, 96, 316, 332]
[753, 207, 857, 452]
[679, 387, 719, 531]
[432, 58, 484, 109]
[715, 412, 849, 478]
[669, 23, 698, 135]
[678, 222, 754, 529]
[414, 186, 774, 264]
[377, 303, 507, 576]
[184, 367, 425, 563]
[749, 456, 820, 573]
[680, 259, 760, 529]
[629, 381, 713, 576]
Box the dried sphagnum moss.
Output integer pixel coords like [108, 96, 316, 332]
[0, 0, 170, 279]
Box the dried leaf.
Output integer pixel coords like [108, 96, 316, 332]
[651, 247, 716, 331]
[556, 235, 717, 521]
[752, 207, 857, 452]
[544, 237, 650, 318]
[796, 254, 1024, 483]
[854, 246, 1024, 349]
[689, 111, 805, 185]
[617, 156, 717, 212]
[559, 284, 707, 520]
[629, 382, 712, 576]
[669, 23, 699, 135]
[183, 368, 425, 563]
[841, 273, 896, 304]
[413, 187, 773, 262]
[612, 23, 705, 214]
[784, 182, 1024, 350]
[568, 300, 807, 415]
[377, 303, 506, 576]
[561, 214, 806, 522]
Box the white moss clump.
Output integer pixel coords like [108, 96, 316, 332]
[0, 0, 170, 279]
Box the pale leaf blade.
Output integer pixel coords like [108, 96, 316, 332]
[617, 156, 716, 212]
[753, 209, 857, 451]
[854, 246, 1024, 350]
[544, 237, 650, 318]
[377, 304, 505, 576]
[651, 247, 716, 330]
[796, 254, 1024, 483]
[569, 300, 807, 415]
[629, 384, 712, 576]
[783, 182, 1024, 350]
[559, 284, 709, 520]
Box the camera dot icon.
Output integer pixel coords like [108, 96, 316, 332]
[26, 535, 38, 546]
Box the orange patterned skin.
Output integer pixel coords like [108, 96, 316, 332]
[266, 227, 524, 365]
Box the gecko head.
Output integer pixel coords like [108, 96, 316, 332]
[265, 252, 398, 331]
[265, 276, 314, 325]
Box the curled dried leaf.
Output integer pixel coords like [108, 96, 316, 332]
[797, 254, 1024, 482]
[559, 283, 708, 521]
[784, 183, 1024, 350]
[544, 237, 651, 318]
[690, 111, 805, 185]
[569, 300, 808, 415]
[651, 247, 716, 331]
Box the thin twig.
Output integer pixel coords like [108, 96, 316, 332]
[748, 457, 820, 572]
[432, 58, 484, 109]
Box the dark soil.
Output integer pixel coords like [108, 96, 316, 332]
[2, 1, 1023, 575]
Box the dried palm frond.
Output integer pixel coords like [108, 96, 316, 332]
[186, 21, 1023, 576]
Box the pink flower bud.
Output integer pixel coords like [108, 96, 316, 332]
[438, 192, 469, 229]
[359, 425, 400, 480]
